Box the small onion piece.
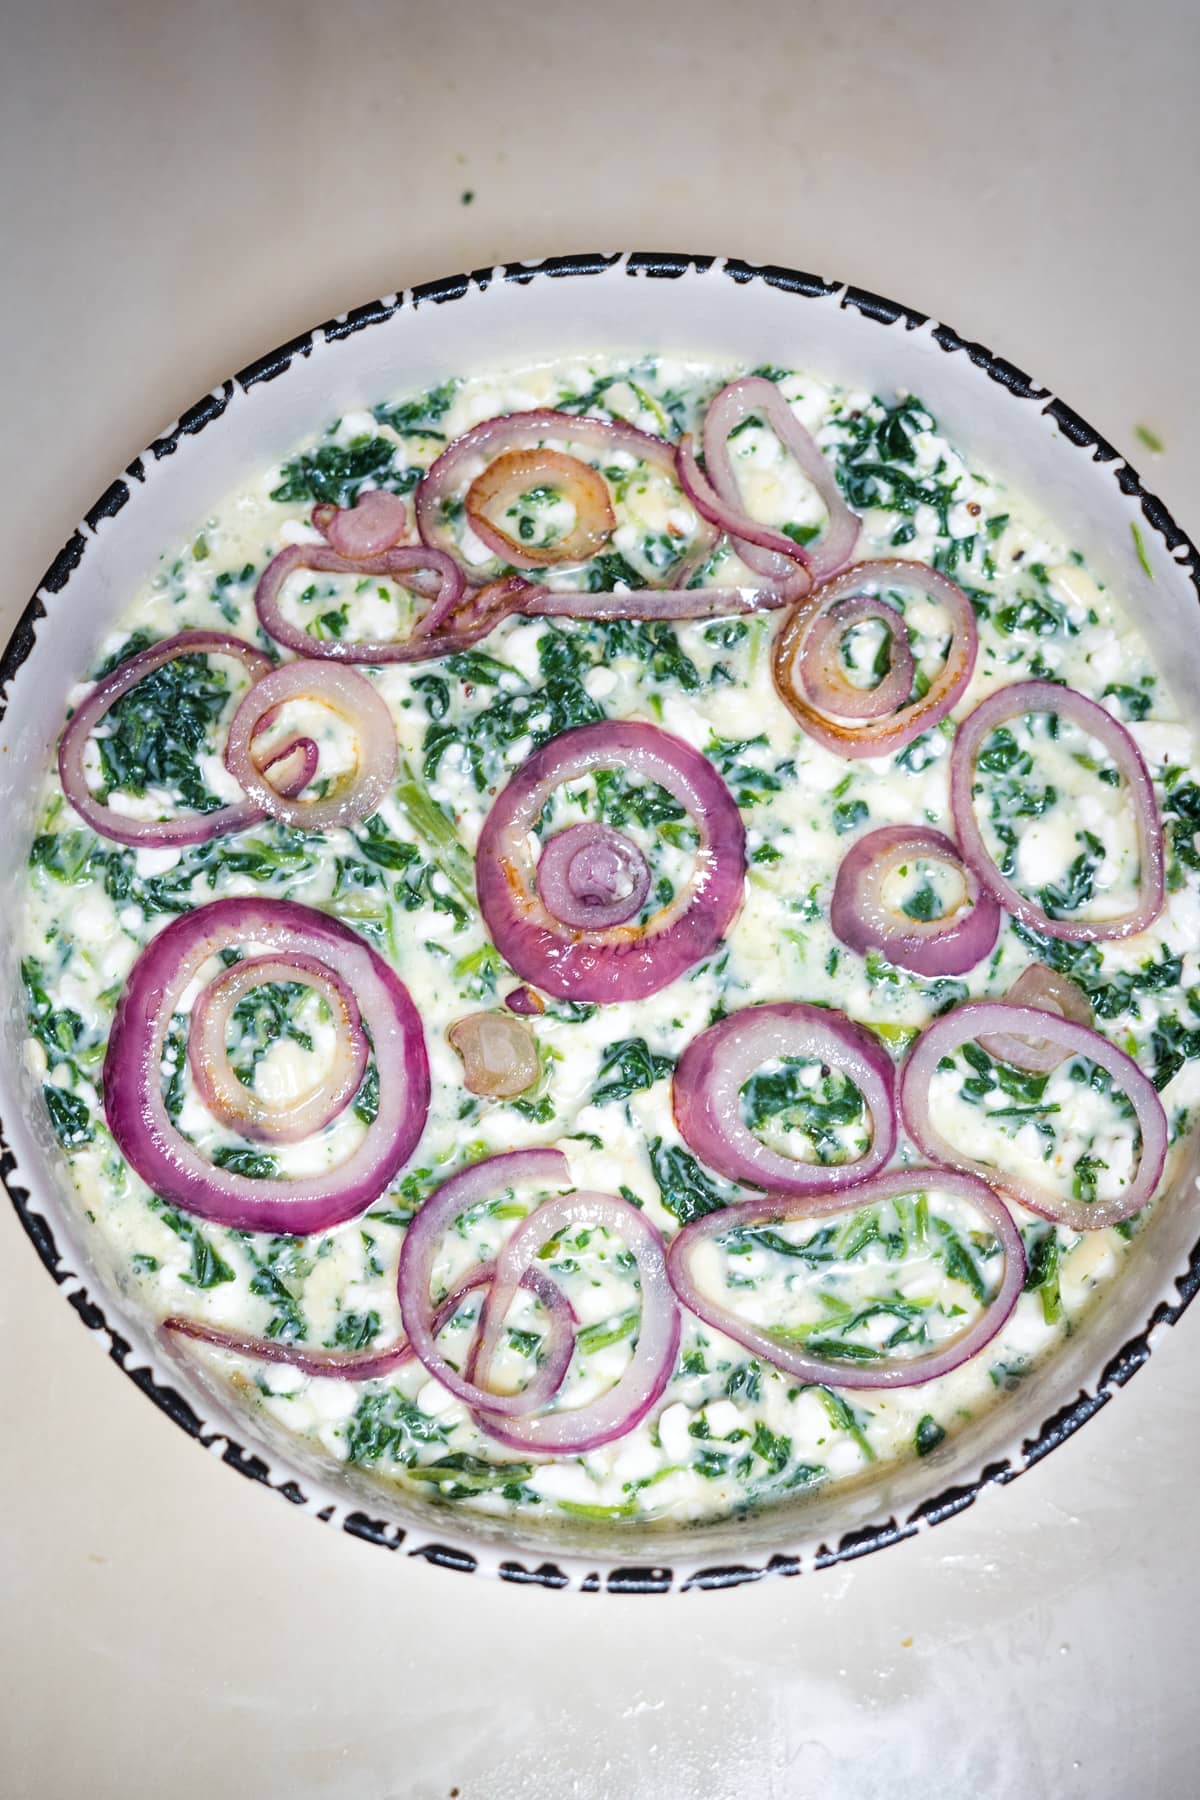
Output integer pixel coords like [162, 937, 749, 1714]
[977, 964, 1094, 1074]
[317, 489, 409, 557]
[899, 1001, 1168, 1230]
[699, 377, 861, 585]
[950, 679, 1166, 941]
[673, 1002, 897, 1196]
[830, 825, 1001, 977]
[163, 1264, 495, 1383]
[416, 408, 716, 586]
[470, 1189, 681, 1454]
[476, 720, 746, 1003]
[774, 560, 978, 759]
[188, 953, 369, 1143]
[104, 897, 430, 1235]
[536, 822, 651, 930]
[800, 595, 915, 721]
[397, 1149, 575, 1416]
[666, 1169, 1025, 1390]
[58, 631, 272, 847]
[225, 660, 397, 831]
[465, 447, 616, 568]
[448, 1011, 540, 1098]
[504, 985, 545, 1017]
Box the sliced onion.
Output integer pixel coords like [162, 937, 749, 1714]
[225, 660, 397, 831]
[666, 1168, 1025, 1390]
[104, 897, 430, 1234]
[259, 734, 319, 797]
[537, 822, 651, 929]
[830, 825, 1001, 977]
[520, 583, 797, 621]
[162, 1265, 494, 1383]
[466, 447, 616, 569]
[504, 985, 546, 1017]
[448, 1011, 540, 1098]
[416, 409, 716, 586]
[698, 377, 860, 584]
[470, 1189, 680, 1454]
[950, 678, 1165, 941]
[675, 431, 811, 602]
[899, 1001, 1168, 1229]
[188, 953, 369, 1143]
[773, 561, 978, 759]
[58, 631, 271, 847]
[397, 1149, 575, 1415]
[672, 1002, 897, 1196]
[316, 489, 409, 557]
[255, 539, 480, 663]
[799, 595, 915, 720]
[476, 720, 745, 1003]
[977, 964, 1094, 1073]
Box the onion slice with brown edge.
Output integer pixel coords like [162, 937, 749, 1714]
[667, 1168, 1025, 1389]
[475, 720, 746, 1003]
[830, 825, 1001, 977]
[225, 660, 397, 831]
[698, 376, 861, 584]
[468, 1189, 681, 1455]
[949, 678, 1165, 941]
[466, 447, 616, 568]
[103, 897, 430, 1234]
[672, 1002, 897, 1196]
[188, 953, 369, 1143]
[415, 408, 716, 586]
[773, 560, 978, 759]
[800, 594, 915, 720]
[58, 630, 272, 847]
[397, 1149, 576, 1416]
[976, 964, 1094, 1074]
[899, 1001, 1168, 1230]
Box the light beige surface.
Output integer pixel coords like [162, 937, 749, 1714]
[2, 2, 1199, 1795]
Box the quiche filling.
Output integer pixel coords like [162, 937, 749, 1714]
[22, 355, 1200, 1525]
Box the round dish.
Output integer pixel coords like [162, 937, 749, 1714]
[3, 252, 1199, 1592]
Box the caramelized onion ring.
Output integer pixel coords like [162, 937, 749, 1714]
[466, 447, 616, 568]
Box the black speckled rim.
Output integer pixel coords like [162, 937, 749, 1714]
[3, 251, 1200, 1595]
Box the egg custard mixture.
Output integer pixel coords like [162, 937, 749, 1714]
[22, 357, 1200, 1528]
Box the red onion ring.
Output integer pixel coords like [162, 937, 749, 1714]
[469, 1189, 680, 1455]
[415, 409, 716, 585]
[830, 825, 1001, 977]
[476, 720, 746, 1003]
[397, 1149, 576, 1416]
[259, 734, 320, 797]
[58, 631, 272, 847]
[977, 964, 1094, 1073]
[773, 561, 978, 759]
[104, 897, 430, 1234]
[666, 1167, 1025, 1390]
[465, 447, 616, 569]
[225, 660, 397, 831]
[800, 595, 915, 720]
[188, 953, 369, 1144]
[675, 431, 811, 603]
[899, 1001, 1168, 1229]
[536, 822, 652, 930]
[698, 377, 861, 585]
[673, 1003, 897, 1196]
[950, 679, 1166, 941]
[255, 538, 478, 663]
[162, 1265, 495, 1383]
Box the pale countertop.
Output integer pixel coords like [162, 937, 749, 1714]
[2, 3, 1199, 1795]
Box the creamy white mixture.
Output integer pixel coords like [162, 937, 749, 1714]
[23, 356, 1200, 1526]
